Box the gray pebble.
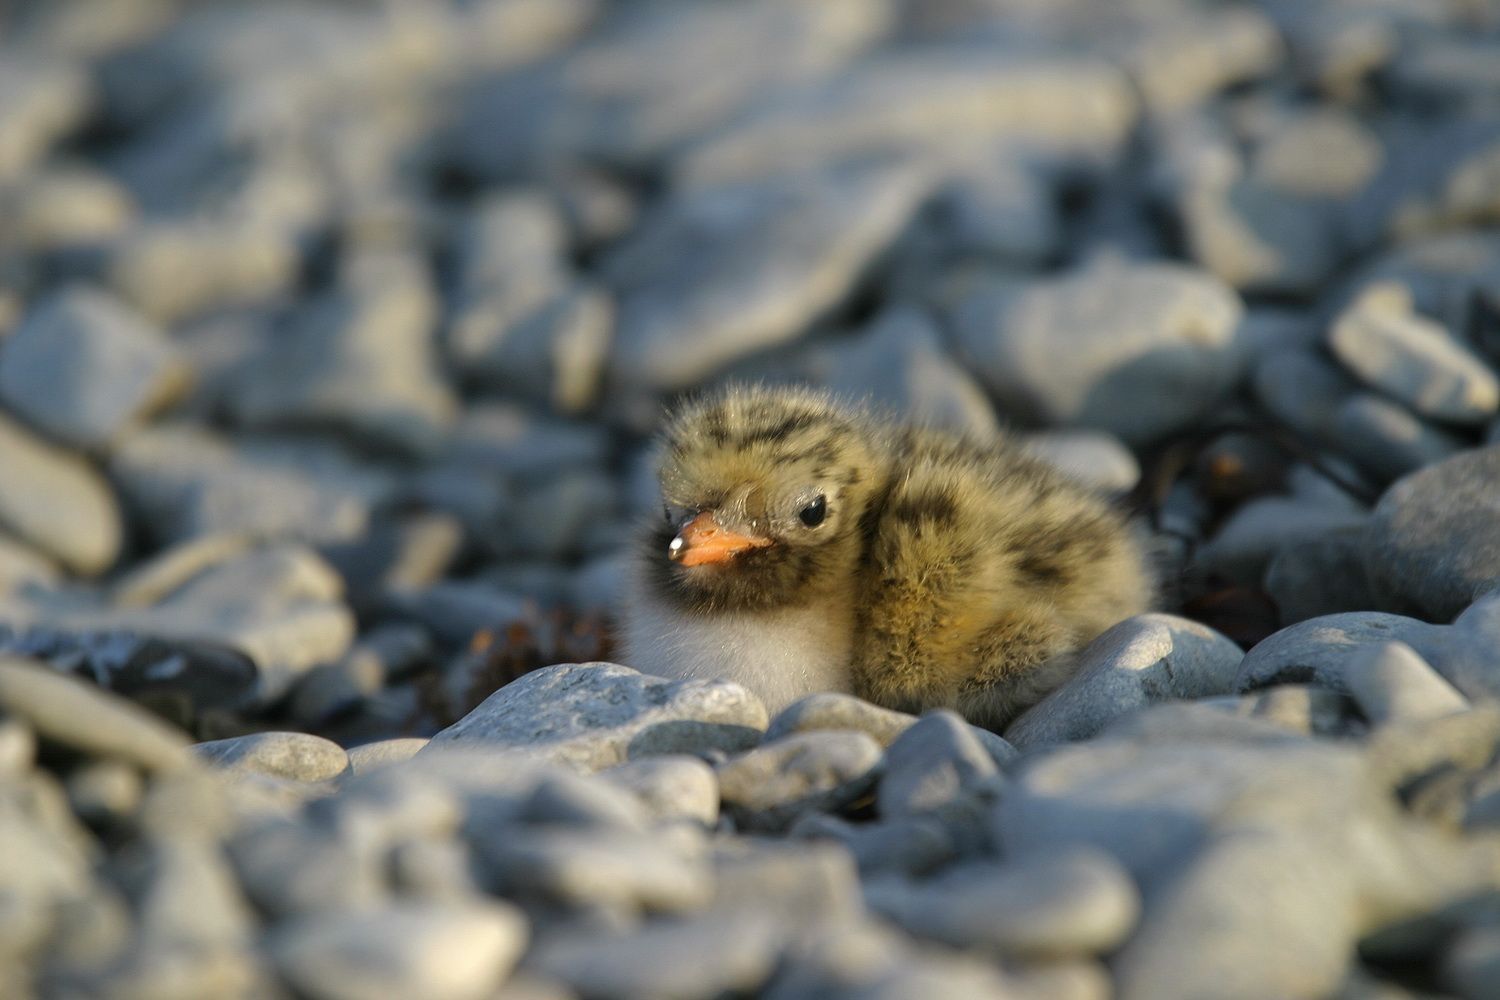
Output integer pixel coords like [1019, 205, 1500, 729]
[1443, 925, 1500, 1000]
[790, 812, 956, 878]
[765, 692, 918, 747]
[1329, 282, 1499, 424]
[707, 839, 862, 927]
[346, 738, 429, 775]
[272, 901, 528, 1000]
[878, 710, 998, 817]
[0, 286, 189, 451]
[1364, 444, 1500, 620]
[1343, 641, 1469, 725]
[605, 161, 928, 391]
[1331, 392, 1467, 484]
[479, 827, 711, 914]
[600, 756, 719, 826]
[65, 760, 142, 827]
[950, 258, 1244, 444]
[1022, 429, 1141, 495]
[426, 662, 767, 773]
[716, 731, 882, 832]
[1005, 615, 1244, 748]
[192, 731, 350, 783]
[1264, 526, 1378, 624]
[0, 657, 189, 771]
[0, 411, 122, 575]
[531, 909, 782, 1000]
[865, 849, 1140, 958]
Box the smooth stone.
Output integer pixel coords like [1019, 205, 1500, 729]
[1329, 282, 1499, 424]
[0, 55, 90, 179]
[318, 512, 464, 612]
[605, 160, 928, 391]
[1200, 685, 1355, 738]
[114, 836, 255, 951]
[949, 257, 1244, 444]
[229, 819, 390, 917]
[1264, 526, 1378, 624]
[479, 827, 710, 914]
[531, 910, 782, 1000]
[1235, 612, 1442, 694]
[227, 254, 456, 456]
[716, 731, 883, 831]
[765, 692, 918, 747]
[993, 736, 1484, 1000]
[1196, 492, 1368, 586]
[600, 756, 719, 826]
[0, 656, 190, 770]
[108, 219, 298, 325]
[707, 839, 863, 927]
[1364, 444, 1500, 620]
[0, 533, 59, 597]
[1, 164, 132, 251]
[845, 952, 1016, 1000]
[272, 901, 528, 1000]
[451, 0, 886, 177]
[110, 424, 397, 547]
[1251, 350, 1358, 449]
[192, 731, 350, 783]
[865, 849, 1140, 958]
[877, 710, 998, 817]
[65, 760, 143, 826]
[1005, 615, 1245, 748]
[426, 662, 767, 773]
[790, 812, 956, 878]
[675, 53, 1137, 187]
[1444, 925, 1500, 1000]
[1022, 429, 1141, 495]
[810, 306, 1000, 441]
[1331, 392, 1467, 484]
[346, 738, 429, 775]
[0, 410, 122, 575]
[0, 286, 189, 450]
[1343, 641, 1470, 725]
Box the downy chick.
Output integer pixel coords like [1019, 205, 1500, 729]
[622, 385, 1154, 731]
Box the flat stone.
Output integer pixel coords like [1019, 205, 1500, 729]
[346, 738, 429, 775]
[1331, 393, 1466, 484]
[949, 258, 1245, 445]
[1444, 925, 1500, 1000]
[450, 0, 886, 176]
[1364, 444, 1500, 620]
[110, 424, 397, 548]
[1264, 526, 1379, 625]
[426, 662, 767, 772]
[1251, 351, 1358, 449]
[108, 218, 299, 325]
[0, 656, 190, 770]
[0, 287, 189, 451]
[600, 756, 719, 826]
[192, 731, 350, 783]
[272, 901, 528, 1000]
[717, 731, 882, 831]
[809, 307, 1000, 442]
[479, 827, 710, 914]
[0, 411, 122, 576]
[1197, 490, 1367, 586]
[114, 836, 255, 951]
[878, 710, 998, 817]
[675, 53, 1137, 186]
[765, 692, 918, 747]
[1343, 641, 1470, 725]
[0, 54, 90, 180]
[1200, 685, 1355, 739]
[865, 849, 1140, 958]
[530, 910, 783, 1000]
[1005, 615, 1245, 748]
[1329, 282, 1499, 424]
[790, 812, 956, 878]
[707, 839, 863, 925]
[604, 160, 928, 391]
[1022, 430, 1141, 495]
[228, 257, 457, 456]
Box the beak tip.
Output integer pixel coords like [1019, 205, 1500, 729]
[667, 535, 686, 561]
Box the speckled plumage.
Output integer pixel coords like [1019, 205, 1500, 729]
[622, 385, 1155, 730]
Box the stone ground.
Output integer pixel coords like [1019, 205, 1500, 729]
[2, 0, 1500, 997]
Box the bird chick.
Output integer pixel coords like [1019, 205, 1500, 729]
[622, 385, 1154, 731]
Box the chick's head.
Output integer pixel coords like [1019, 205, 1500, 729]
[643, 386, 886, 613]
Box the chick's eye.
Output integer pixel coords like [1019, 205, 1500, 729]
[799, 495, 827, 527]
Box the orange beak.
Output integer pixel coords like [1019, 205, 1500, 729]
[668, 512, 772, 567]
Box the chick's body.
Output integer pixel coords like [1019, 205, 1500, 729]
[623, 386, 1153, 731]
